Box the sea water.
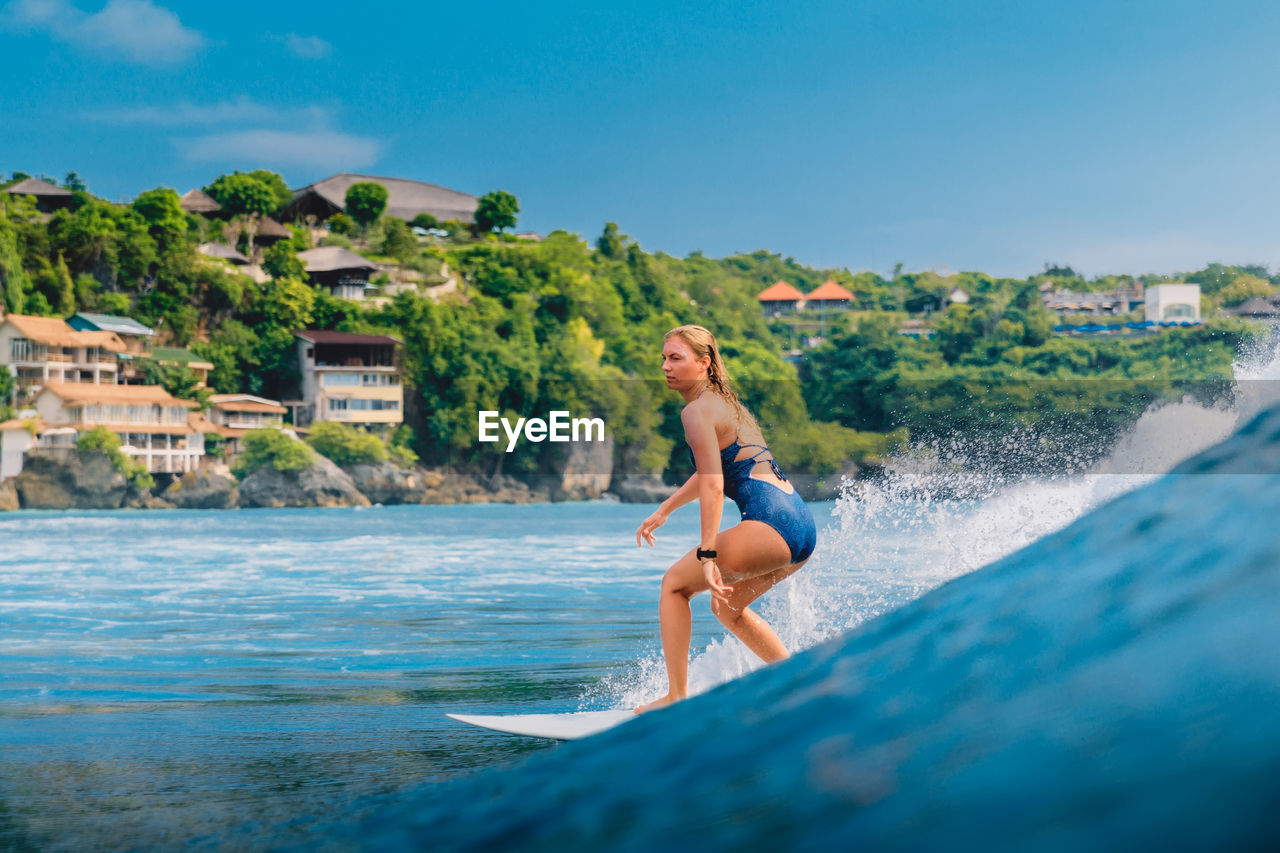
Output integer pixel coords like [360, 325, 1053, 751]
[3, 326, 1278, 849]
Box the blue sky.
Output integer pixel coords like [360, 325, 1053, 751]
[3, 0, 1280, 278]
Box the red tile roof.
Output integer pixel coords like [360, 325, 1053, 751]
[757, 281, 807, 302]
[808, 280, 855, 301]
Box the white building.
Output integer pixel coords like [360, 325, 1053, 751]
[30, 382, 204, 474]
[0, 313, 124, 404]
[207, 394, 287, 459]
[291, 331, 403, 432]
[1145, 284, 1201, 323]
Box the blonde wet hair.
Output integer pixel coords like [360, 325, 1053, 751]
[664, 324, 761, 435]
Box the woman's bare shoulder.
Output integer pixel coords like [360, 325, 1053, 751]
[682, 395, 735, 437]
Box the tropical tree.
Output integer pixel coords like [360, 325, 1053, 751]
[596, 221, 625, 259]
[262, 241, 304, 280]
[345, 182, 389, 228]
[53, 251, 75, 316]
[475, 190, 519, 233]
[130, 187, 188, 250]
[245, 169, 291, 213]
[380, 217, 418, 264]
[205, 172, 280, 219]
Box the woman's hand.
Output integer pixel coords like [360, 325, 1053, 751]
[702, 560, 733, 606]
[636, 509, 669, 547]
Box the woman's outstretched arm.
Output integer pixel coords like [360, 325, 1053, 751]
[661, 474, 699, 514]
[637, 473, 697, 547]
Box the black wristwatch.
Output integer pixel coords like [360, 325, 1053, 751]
[697, 548, 717, 562]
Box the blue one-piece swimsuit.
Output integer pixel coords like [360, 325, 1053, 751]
[688, 437, 817, 563]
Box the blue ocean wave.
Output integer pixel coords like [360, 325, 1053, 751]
[351, 403, 1280, 851]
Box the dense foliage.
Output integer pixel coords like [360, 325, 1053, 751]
[1, 172, 1265, 481]
[345, 182, 389, 228]
[75, 424, 154, 488]
[306, 421, 387, 467]
[475, 190, 519, 234]
[232, 428, 314, 478]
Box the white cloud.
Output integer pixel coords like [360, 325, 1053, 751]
[86, 97, 329, 126]
[177, 129, 382, 171]
[83, 97, 383, 173]
[2, 0, 204, 65]
[284, 33, 330, 59]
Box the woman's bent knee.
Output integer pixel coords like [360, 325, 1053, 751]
[661, 569, 699, 599]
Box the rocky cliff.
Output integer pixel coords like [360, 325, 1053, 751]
[14, 448, 128, 509]
[237, 453, 371, 508]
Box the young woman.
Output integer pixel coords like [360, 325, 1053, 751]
[634, 324, 817, 713]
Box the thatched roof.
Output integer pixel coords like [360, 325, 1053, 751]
[208, 394, 286, 414]
[757, 281, 807, 302]
[2, 313, 125, 351]
[1230, 297, 1279, 317]
[180, 188, 221, 213]
[198, 242, 250, 264]
[0, 416, 48, 433]
[5, 177, 71, 197]
[256, 216, 291, 240]
[297, 246, 377, 274]
[283, 172, 478, 224]
[41, 381, 197, 407]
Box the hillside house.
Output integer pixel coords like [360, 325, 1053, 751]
[31, 382, 203, 473]
[5, 177, 73, 212]
[0, 313, 124, 404]
[805, 280, 855, 311]
[281, 173, 478, 225]
[297, 246, 379, 300]
[757, 281, 807, 317]
[1145, 284, 1201, 322]
[207, 394, 287, 460]
[290, 331, 403, 432]
[179, 188, 221, 215]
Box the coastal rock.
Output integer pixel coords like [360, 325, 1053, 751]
[610, 473, 671, 504]
[345, 461, 420, 505]
[411, 470, 548, 505]
[15, 448, 127, 509]
[0, 480, 18, 511]
[162, 470, 239, 509]
[124, 487, 175, 510]
[548, 433, 614, 500]
[237, 453, 371, 508]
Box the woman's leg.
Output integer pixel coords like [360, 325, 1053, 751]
[636, 521, 800, 713]
[635, 549, 708, 713]
[711, 521, 806, 663]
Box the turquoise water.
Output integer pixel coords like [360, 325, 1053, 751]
[4, 363, 1275, 849]
[357, 404, 1280, 851]
[3, 501, 860, 849]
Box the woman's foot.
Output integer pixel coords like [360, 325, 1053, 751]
[634, 692, 684, 714]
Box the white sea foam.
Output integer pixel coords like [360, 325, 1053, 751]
[597, 323, 1280, 710]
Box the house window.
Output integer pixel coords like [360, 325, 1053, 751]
[10, 338, 31, 360]
[347, 399, 399, 411]
[322, 373, 361, 386]
[328, 398, 348, 411]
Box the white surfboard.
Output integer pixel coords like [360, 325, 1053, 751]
[446, 709, 635, 740]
